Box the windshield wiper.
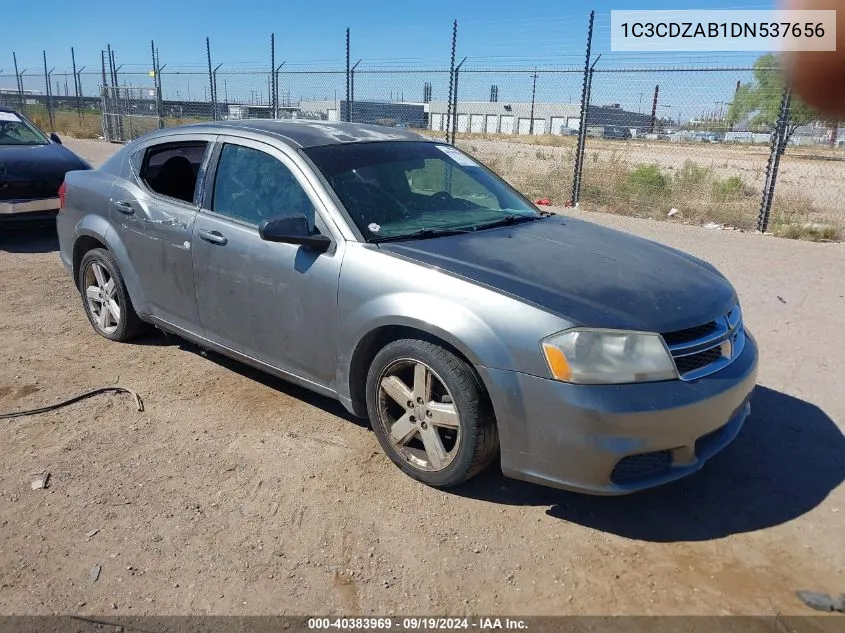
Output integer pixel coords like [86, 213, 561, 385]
[370, 227, 474, 243]
[473, 213, 545, 232]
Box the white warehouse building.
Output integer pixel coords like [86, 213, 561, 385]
[427, 101, 583, 135]
[295, 99, 653, 136]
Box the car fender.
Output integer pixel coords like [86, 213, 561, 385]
[342, 290, 514, 372]
[338, 291, 543, 455]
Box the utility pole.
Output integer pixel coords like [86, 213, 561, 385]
[528, 67, 539, 135]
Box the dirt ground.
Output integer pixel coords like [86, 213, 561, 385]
[0, 138, 843, 617]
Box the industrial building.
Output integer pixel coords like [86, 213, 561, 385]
[297, 98, 652, 136]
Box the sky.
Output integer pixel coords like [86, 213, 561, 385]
[3, 0, 778, 122]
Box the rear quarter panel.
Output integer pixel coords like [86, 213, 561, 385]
[57, 167, 123, 288]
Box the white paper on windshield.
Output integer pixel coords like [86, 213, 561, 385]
[0, 112, 22, 122]
[435, 145, 478, 167]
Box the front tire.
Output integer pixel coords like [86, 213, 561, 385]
[78, 248, 145, 342]
[365, 338, 498, 488]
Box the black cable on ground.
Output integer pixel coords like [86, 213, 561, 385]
[0, 386, 143, 420]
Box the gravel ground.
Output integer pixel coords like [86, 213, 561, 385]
[0, 138, 843, 617]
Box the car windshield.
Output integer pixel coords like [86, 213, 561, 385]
[303, 141, 541, 241]
[0, 112, 50, 146]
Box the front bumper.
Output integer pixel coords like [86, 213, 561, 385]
[0, 198, 60, 221]
[479, 330, 759, 495]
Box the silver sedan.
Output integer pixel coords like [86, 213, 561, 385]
[56, 121, 757, 494]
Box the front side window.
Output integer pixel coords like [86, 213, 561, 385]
[211, 143, 315, 227]
[0, 111, 49, 146]
[304, 141, 540, 241]
[139, 142, 208, 204]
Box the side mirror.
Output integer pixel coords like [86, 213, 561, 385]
[259, 214, 332, 253]
[50, 132, 62, 145]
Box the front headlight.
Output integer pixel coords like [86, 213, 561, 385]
[541, 329, 678, 384]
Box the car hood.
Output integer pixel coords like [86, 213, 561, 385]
[0, 143, 89, 179]
[377, 216, 737, 333]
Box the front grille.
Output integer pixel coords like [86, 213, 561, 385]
[610, 450, 672, 484]
[662, 321, 718, 346]
[674, 347, 723, 375]
[0, 179, 63, 201]
[662, 304, 744, 381]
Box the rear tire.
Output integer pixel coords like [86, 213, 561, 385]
[365, 338, 499, 488]
[78, 248, 145, 342]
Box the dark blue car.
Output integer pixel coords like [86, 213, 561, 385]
[0, 106, 90, 222]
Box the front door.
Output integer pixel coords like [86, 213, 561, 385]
[191, 137, 343, 389]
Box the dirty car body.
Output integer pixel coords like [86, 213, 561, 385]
[56, 120, 758, 495]
[0, 106, 90, 222]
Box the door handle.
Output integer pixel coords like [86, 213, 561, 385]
[198, 229, 228, 245]
[113, 200, 134, 215]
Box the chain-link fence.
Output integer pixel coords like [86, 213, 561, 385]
[448, 68, 584, 205]
[4, 16, 844, 240]
[575, 67, 776, 230]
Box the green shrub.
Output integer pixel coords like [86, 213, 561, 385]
[624, 164, 667, 196]
[711, 176, 745, 201]
[674, 161, 712, 189]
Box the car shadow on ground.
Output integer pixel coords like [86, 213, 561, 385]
[0, 223, 59, 253]
[132, 329, 368, 428]
[451, 385, 845, 542]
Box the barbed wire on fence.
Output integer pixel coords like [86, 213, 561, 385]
[2, 14, 842, 240]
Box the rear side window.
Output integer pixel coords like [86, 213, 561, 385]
[138, 142, 208, 204]
[211, 143, 315, 227]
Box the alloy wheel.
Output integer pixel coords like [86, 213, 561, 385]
[83, 261, 121, 334]
[376, 358, 462, 472]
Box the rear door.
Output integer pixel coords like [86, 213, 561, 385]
[109, 136, 215, 331]
[191, 135, 343, 388]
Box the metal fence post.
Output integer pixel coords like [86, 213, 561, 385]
[275, 62, 284, 113]
[100, 49, 111, 140]
[151, 41, 160, 129]
[757, 83, 792, 233]
[445, 20, 457, 143]
[345, 28, 350, 122]
[270, 33, 276, 118]
[206, 37, 216, 121]
[12, 52, 24, 112]
[571, 9, 595, 206]
[71, 47, 83, 124]
[451, 57, 466, 145]
[350, 59, 361, 123]
[42, 50, 54, 132]
[156, 51, 165, 130]
[528, 67, 538, 135]
[107, 45, 124, 141]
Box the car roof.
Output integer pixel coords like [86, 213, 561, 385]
[142, 119, 431, 149]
